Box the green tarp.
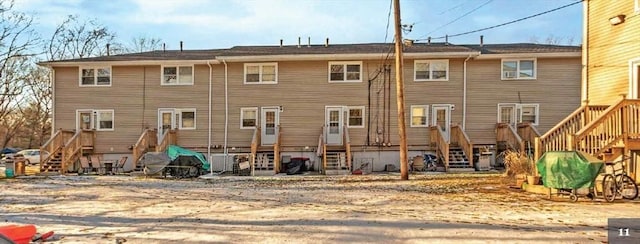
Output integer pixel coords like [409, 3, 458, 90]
[166, 145, 210, 170]
[536, 151, 604, 189]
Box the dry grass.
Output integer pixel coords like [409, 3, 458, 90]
[500, 150, 534, 177]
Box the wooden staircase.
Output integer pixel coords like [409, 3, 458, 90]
[250, 126, 282, 175]
[496, 122, 541, 157]
[320, 125, 351, 175]
[535, 97, 640, 181]
[131, 128, 159, 170]
[40, 129, 95, 174]
[430, 124, 473, 171]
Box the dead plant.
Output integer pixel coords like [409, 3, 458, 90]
[500, 149, 534, 177]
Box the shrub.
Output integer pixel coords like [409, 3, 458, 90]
[500, 150, 534, 177]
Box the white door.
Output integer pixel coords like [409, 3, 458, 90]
[77, 110, 93, 131]
[631, 60, 639, 99]
[325, 106, 343, 145]
[432, 105, 452, 140]
[158, 109, 176, 144]
[261, 107, 279, 146]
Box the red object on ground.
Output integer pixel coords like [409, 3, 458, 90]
[0, 224, 37, 244]
[32, 231, 54, 242]
[352, 169, 363, 175]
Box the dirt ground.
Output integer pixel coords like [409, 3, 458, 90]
[1, 171, 639, 244]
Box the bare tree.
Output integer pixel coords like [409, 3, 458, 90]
[528, 35, 576, 45]
[124, 35, 163, 53]
[47, 15, 117, 60]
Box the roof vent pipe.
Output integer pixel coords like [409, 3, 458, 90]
[427, 37, 431, 45]
[480, 35, 484, 47]
[163, 43, 166, 52]
[325, 38, 329, 47]
[445, 35, 449, 45]
[280, 39, 283, 47]
[308, 36, 311, 47]
[297, 37, 301, 48]
[180, 41, 183, 51]
[106, 43, 110, 56]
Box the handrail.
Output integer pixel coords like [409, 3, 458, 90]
[496, 123, 524, 153]
[274, 125, 281, 173]
[573, 99, 640, 155]
[40, 129, 75, 172]
[62, 131, 82, 173]
[431, 125, 449, 170]
[250, 127, 260, 172]
[156, 129, 177, 152]
[132, 128, 157, 168]
[452, 124, 473, 168]
[316, 127, 324, 157]
[534, 104, 608, 161]
[344, 125, 351, 170]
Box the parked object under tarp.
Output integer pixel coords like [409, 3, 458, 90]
[165, 155, 203, 178]
[166, 145, 209, 171]
[284, 157, 311, 175]
[140, 152, 172, 175]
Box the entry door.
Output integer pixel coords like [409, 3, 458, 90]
[325, 106, 343, 145]
[158, 109, 176, 144]
[77, 110, 93, 131]
[632, 61, 639, 99]
[432, 105, 451, 140]
[261, 107, 279, 146]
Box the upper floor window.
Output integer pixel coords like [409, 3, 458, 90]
[80, 67, 111, 86]
[410, 105, 429, 127]
[414, 60, 449, 81]
[502, 59, 536, 80]
[162, 65, 193, 85]
[240, 107, 258, 129]
[244, 63, 278, 84]
[347, 106, 365, 128]
[329, 61, 362, 82]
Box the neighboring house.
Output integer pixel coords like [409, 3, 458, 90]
[38, 41, 581, 174]
[535, 0, 640, 182]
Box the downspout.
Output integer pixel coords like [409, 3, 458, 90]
[581, 1, 589, 102]
[462, 55, 472, 131]
[223, 59, 229, 172]
[50, 67, 55, 135]
[207, 61, 213, 174]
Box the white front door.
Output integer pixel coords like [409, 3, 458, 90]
[158, 109, 176, 144]
[76, 110, 93, 131]
[325, 106, 343, 145]
[261, 107, 279, 146]
[432, 104, 452, 141]
[631, 59, 640, 99]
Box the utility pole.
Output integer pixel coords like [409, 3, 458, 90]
[393, 0, 409, 180]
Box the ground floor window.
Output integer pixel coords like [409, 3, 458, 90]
[241, 107, 258, 129]
[497, 103, 539, 126]
[77, 109, 114, 131]
[410, 105, 429, 127]
[347, 106, 365, 128]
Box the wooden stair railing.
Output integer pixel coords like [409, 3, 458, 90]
[250, 127, 260, 174]
[451, 124, 473, 168]
[156, 129, 177, 153]
[430, 125, 450, 170]
[132, 128, 158, 169]
[343, 125, 351, 170]
[40, 129, 74, 172]
[534, 103, 609, 162]
[496, 123, 525, 153]
[62, 130, 95, 174]
[273, 125, 281, 174]
[517, 122, 541, 154]
[572, 98, 640, 156]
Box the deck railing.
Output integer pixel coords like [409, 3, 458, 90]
[62, 130, 95, 173]
[572, 99, 640, 156]
[496, 123, 525, 153]
[344, 125, 352, 170]
[132, 128, 158, 168]
[156, 129, 177, 153]
[451, 124, 473, 168]
[430, 125, 450, 170]
[40, 129, 74, 172]
[250, 127, 260, 172]
[273, 125, 281, 173]
[534, 103, 609, 162]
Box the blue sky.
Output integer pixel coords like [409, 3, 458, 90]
[14, 0, 583, 50]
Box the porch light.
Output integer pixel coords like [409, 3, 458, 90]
[609, 15, 626, 25]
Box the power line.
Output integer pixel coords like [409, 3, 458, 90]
[416, 0, 583, 41]
[424, 0, 493, 38]
[383, 0, 393, 43]
[438, 0, 471, 15]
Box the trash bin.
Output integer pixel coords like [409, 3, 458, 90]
[476, 152, 493, 171]
[15, 160, 25, 176]
[5, 160, 15, 178]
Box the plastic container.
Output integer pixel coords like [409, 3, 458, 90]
[4, 168, 13, 178]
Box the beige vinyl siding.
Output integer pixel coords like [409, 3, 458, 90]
[587, 0, 640, 104]
[54, 65, 211, 153]
[466, 58, 581, 144]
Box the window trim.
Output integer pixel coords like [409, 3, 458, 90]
[95, 109, 115, 131]
[161, 64, 194, 86]
[243, 63, 278, 84]
[497, 103, 517, 125]
[414, 60, 449, 81]
[636, 0, 640, 13]
[497, 103, 539, 126]
[346, 106, 365, 128]
[328, 61, 363, 83]
[240, 107, 259, 129]
[79, 66, 112, 87]
[176, 108, 196, 130]
[410, 105, 430, 127]
[501, 58, 537, 80]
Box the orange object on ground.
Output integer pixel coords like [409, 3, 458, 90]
[0, 224, 37, 244]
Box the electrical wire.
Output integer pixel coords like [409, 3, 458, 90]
[423, 0, 493, 38]
[416, 0, 583, 41]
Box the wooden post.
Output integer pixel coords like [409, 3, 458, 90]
[393, 0, 409, 180]
[583, 99, 590, 125]
[567, 135, 574, 151]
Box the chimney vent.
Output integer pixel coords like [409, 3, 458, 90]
[106, 43, 110, 56]
[163, 43, 166, 52]
[445, 35, 449, 45]
[297, 37, 301, 48]
[307, 37, 311, 47]
[180, 41, 183, 51]
[280, 39, 283, 47]
[480, 35, 484, 47]
[427, 37, 431, 45]
[325, 38, 329, 47]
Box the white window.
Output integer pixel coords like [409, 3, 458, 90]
[95, 110, 114, 131]
[497, 103, 539, 126]
[162, 65, 193, 85]
[79, 67, 111, 86]
[410, 105, 429, 127]
[502, 59, 536, 80]
[636, 0, 640, 13]
[240, 107, 258, 129]
[329, 61, 362, 82]
[244, 63, 278, 84]
[347, 106, 365, 128]
[414, 60, 449, 81]
[176, 109, 196, 130]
